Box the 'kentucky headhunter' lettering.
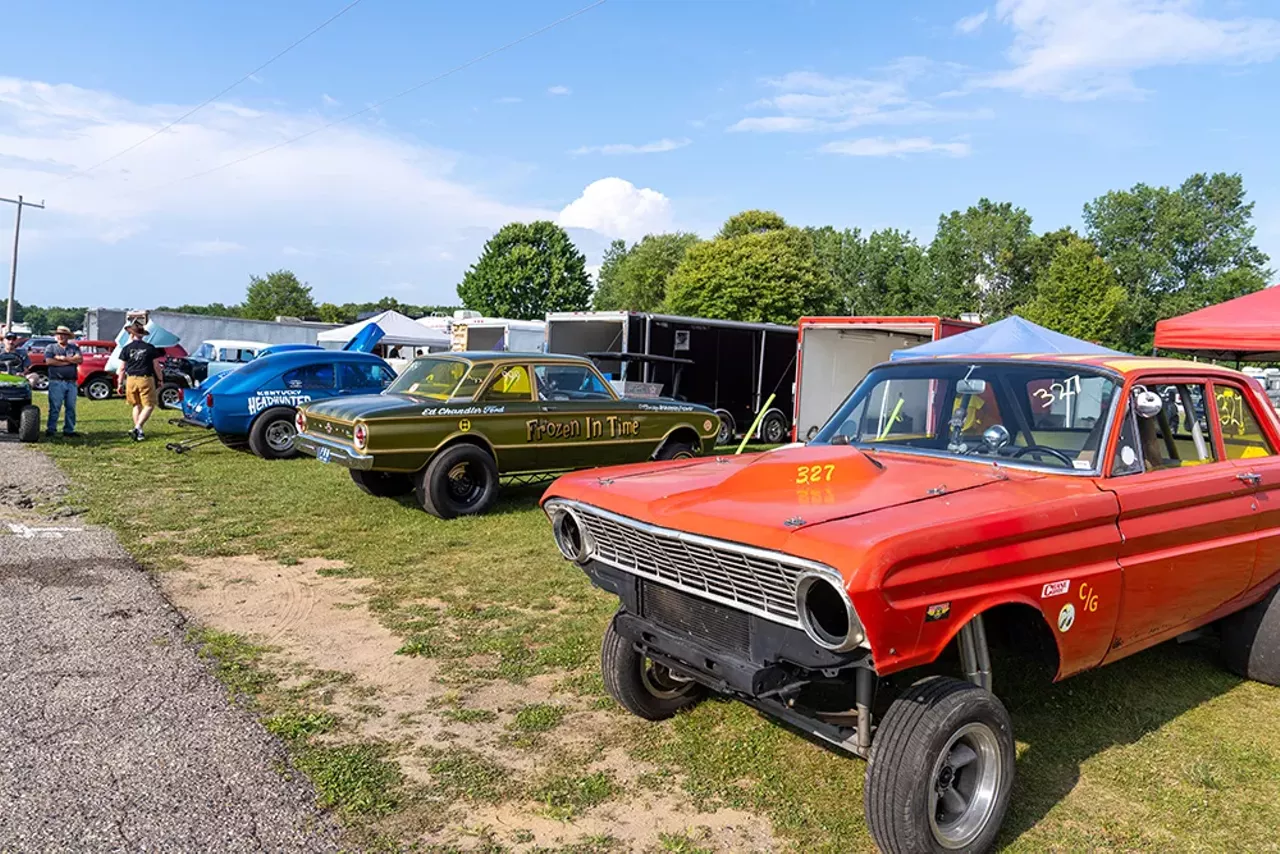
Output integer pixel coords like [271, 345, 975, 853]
[526, 416, 641, 442]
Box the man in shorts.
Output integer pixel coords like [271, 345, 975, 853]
[116, 320, 165, 441]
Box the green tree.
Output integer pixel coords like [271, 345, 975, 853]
[859, 229, 934, 316]
[718, 210, 788, 240]
[593, 233, 700, 312]
[591, 239, 628, 310]
[1084, 172, 1270, 352]
[806, 226, 866, 313]
[929, 199, 1038, 319]
[1017, 237, 1130, 349]
[242, 270, 316, 320]
[457, 221, 591, 320]
[665, 215, 839, 324]
[157, 302, 244, 317]
[15, 305, 87, 334]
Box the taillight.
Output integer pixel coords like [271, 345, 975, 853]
[205, 393, 213, 408]
[295, 410, 307, 433]
[353, 423, 368, 451]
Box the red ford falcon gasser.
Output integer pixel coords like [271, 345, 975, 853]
[542, 355, 1280, 853]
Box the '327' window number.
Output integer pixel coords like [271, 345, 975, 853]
[1032, 375, 1082, 410]
[796, 464, 836, 485]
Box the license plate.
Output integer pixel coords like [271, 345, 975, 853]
[316, 447, 331, 464]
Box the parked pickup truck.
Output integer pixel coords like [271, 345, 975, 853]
[542, 354, 1280, 853]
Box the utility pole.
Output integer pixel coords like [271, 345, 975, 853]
[2, 195, 46, 335]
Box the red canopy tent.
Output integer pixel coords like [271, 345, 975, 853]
[1154, 286, 1280, 361]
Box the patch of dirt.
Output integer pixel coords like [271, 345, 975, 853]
[162, 555, 781, 852]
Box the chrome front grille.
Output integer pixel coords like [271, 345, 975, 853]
[565, 502, 831, 627]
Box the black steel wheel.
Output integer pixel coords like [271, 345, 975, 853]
[350, 469, 415, 498]
[417, 443, 499, 519]
[84, 377, 114, 401]
[1221, 585, 1280, 686]
[600, 616, 704, 721]
[865, 676, 1015, 854]
[760, 411, 788, 444]
[247, 407, 299, 460]
[18, 405, 40, 443]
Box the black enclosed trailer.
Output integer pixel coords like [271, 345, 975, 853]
[545, 311, 798, 445]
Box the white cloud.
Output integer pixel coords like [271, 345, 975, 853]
[321, 93, 339, 107]
[557, 178, 672, 242]
[820, 137, 972, 157]
[729, 61, 991, 133]
[547, 85, 571, 96]
[179, 239, 244, 256]
[956, 10, 989, 34]
[570, 138, 690, 156]
[979, 0, 1280, 99]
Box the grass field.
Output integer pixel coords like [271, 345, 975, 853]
[39, 398, 1280, 852]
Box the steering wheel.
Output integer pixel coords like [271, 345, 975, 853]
[1011, 445, 1075, 467]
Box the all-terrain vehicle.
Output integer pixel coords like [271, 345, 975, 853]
[0, 365, 41, 442]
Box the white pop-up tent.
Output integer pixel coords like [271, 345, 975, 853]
[317, 310, 450, 350]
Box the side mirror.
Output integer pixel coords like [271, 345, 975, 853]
[1132, 385, 1163, 420]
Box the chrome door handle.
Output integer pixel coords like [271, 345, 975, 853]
[1236, 472, 1263, 486]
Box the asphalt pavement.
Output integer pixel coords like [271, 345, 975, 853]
[0, 438, 343, 852]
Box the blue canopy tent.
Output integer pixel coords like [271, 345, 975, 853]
[891, 316, 1125, 360]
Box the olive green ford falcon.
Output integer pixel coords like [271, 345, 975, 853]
[294, 352, 721, 518]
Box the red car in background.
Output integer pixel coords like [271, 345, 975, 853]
[75, 339, 187, 400]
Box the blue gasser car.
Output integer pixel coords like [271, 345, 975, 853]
[179, 349, 396, 459]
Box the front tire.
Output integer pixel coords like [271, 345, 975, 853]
[416, 443, 499, 519]
[1221, 585, 1280, 686]
[18, 405, 40, 443]
[247, 407, 299, 460]
[159, 383, 184, 409]
[866, 676, 1015, 854]
[655, 439, 697, 461]
[350, 469, 415, 498]
[714, 410, 735, 446]
[29, 371, 48, 391]
[600, 617, 705, 721]
[84, 377, 113, 401]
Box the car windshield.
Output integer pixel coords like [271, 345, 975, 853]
[385, 357, 474, 400]
[812, 361, 1121, 472]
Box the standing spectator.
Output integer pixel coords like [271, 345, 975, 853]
[0, 332, 28, 375]
[116, 320, 164, 441]
[44, 326, 82, 438]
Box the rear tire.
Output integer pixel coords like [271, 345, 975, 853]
[655, 438, 697, 461]
[18, 405, 40, 443]
[160, 383, 184, 409]
[865, 676, 1015, 854]
[84, 377, 113, 401]
[350, 469, 414, 498]
[600, 617, 705, 721]
[248, 407, 299, 460]
[1221, 585, 1280, 686]
[416, 443, 499, 519]
[760, 411, 788, 444]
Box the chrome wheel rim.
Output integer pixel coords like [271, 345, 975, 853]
[265, 420, 296, 452]
[161, 388, 182, 407]
[640, 658, 695, 700]
[928, 721, 1002, 849]
[87, 382, 111, 400]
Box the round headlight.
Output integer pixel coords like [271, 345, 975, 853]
[295, 410, 307, 433]
[550, 507, 591, 564]
[795, 574, 864, 652]
[353, 423, 368, 451]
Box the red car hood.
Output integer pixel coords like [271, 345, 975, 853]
[546, 445, 1042, 552]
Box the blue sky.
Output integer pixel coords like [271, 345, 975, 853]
[4, 0, 1280, 310]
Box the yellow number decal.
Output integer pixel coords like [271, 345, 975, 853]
[797, 465, 837, 485]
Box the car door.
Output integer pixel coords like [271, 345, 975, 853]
[1214, 379, 1280, 590]
[1103, 377, 1258, 656]
[475, 363, 541, 472]
[531, 362, 661, 470]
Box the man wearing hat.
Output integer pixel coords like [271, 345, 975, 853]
[44, 326, 82, 437]
[116, 320, 164, 441]
[0, 332, 29, 375]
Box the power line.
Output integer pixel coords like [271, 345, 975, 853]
[143, 0, 607, 195]
[53, 0, 368, 186]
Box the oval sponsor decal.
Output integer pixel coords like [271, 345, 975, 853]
[1057, 603, 1076, 633]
